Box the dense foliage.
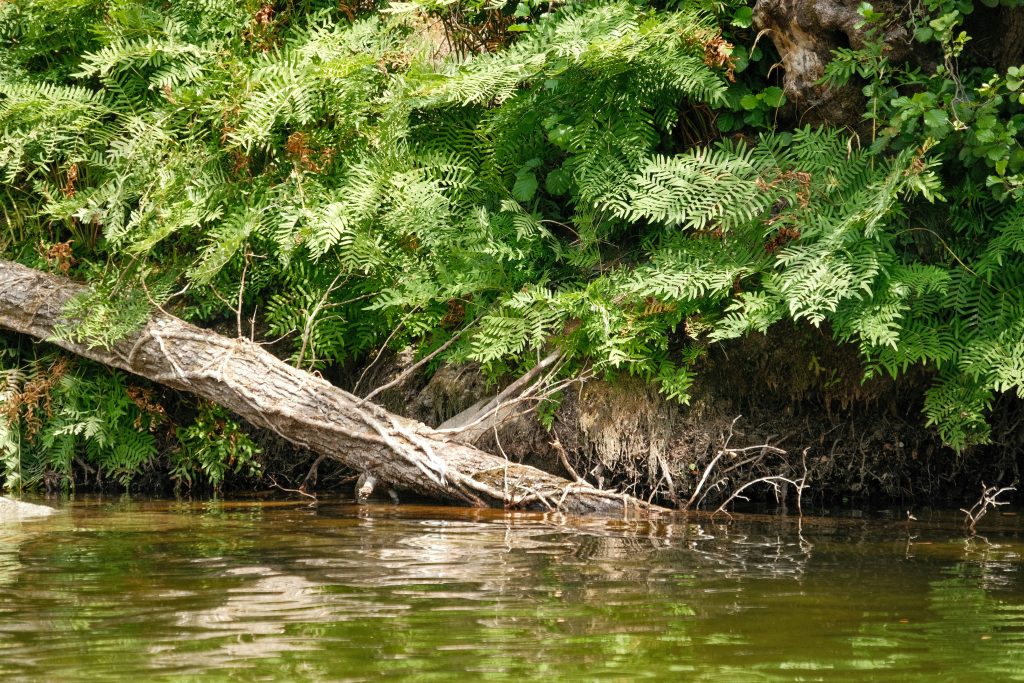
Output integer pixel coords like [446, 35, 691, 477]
[1, 0, 1022, 491]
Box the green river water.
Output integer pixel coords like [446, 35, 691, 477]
[1, 498, 1023, 681]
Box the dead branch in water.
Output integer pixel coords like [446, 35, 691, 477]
[713, 454, 810, 518]
[682, 416, 796, 513]
[269, 475, 318, 502]
[961, 483, 1016, 534]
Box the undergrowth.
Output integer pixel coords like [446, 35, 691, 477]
[1, 0, 1022, 491]
[0, 336, 259, 493]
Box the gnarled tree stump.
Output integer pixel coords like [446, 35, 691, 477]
[754, 0, 913, 127]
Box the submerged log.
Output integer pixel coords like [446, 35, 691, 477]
[0, 496, 57, 522]
[0, 259, 657, 515]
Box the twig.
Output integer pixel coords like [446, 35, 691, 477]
[139, 275, 185, 319]
[683, 416, 742, 510]
[684, 449, 727, 511]
[249, 304, 258, 342]
[655, 454, 677, 505]
[795, 448, 809, 519]
[299, 454, 327, 493]
[550, 436, 584, 483]
[437, 378, 565, 438]
[206, 283, 234, 312]
[492, 424, 513, 507]
[353, 305, 420, 395]
[297, 272, 348, 370]
[517, 484, 555, 511]
[439, 350, 562, 430]
[269, 475, 317, 501]
[713, 475, 808, 517]
[358, 313, 482, 406]
[438, 359, 587, 440]
[236, 251, 249, 339]
[683, 415, 795, 512]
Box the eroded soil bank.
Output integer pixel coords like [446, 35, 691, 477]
[365, 324, 1023, 511]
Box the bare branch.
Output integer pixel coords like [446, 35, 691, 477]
[299, 454, 327, 493]
[236, 251, 250, 339]
[961, 483, 1016, 534]
[713, 475, 806, 516]
[682, 416, 803, 513]
[353, 305, 421, 395]
[359, 313, 482, 406]
[439, 350, 562, 431]
[551, 436, 584, 483]
[269, 475, 317, 502]
[297, 272, 349, 370]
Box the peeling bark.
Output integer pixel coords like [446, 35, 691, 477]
[0, 259, 660, 516]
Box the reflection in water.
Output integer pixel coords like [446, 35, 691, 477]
[0, 528, 26, 590]
[161, 569, 330, 666]
[0, 500, 1023, 681]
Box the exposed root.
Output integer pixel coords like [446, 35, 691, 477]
[299, 454, 327, 493]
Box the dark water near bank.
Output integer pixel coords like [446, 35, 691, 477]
[2, 499, 1024, 681]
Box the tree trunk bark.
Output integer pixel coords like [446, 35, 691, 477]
[0, 259, 658, 516]
[997, 7, 1024, 73]
[753, 0, 915, 128]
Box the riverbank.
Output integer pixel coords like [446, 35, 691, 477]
[15, 323, 1017, 514]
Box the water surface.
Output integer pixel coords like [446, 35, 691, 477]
[2, 498, 1023, 681]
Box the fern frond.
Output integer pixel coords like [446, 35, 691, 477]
[611, 144, 775, 229]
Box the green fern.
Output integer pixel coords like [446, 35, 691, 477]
[3, 0, 1024, 467]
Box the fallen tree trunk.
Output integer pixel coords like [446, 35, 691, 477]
[0, 259, 659, 515]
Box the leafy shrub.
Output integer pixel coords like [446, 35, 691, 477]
[173, 401, 261, 491]
[0, 345, 159, 491]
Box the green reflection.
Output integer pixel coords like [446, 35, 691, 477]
[0, 501, 1022, 681]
